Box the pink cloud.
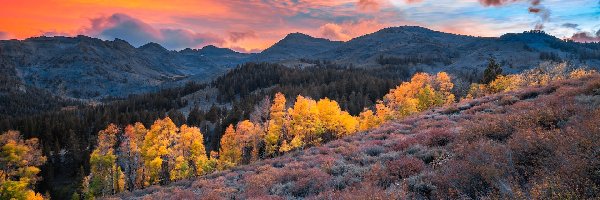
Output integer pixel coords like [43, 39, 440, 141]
[570, 29, 600, 43]
[357, 0, 380, 11]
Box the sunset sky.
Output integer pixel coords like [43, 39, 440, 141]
[0, 0, 598, 52]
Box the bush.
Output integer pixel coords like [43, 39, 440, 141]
[362, 145, 385, 157]
[385, 156, 425, 179]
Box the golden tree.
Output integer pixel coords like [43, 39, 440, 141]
[265, 92, 286, 157]
[141, 117, 179, 185]
[88, 124, 125, 196]
[287, 95, 322, 148]
[0, 131, 46, 200]
[171, 125, 207, 180]
[218, 124, 241, 170]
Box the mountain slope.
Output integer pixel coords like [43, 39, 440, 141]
[119, 75, 600, 199]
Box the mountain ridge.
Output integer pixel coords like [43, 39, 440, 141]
[1, 26, 599, 100]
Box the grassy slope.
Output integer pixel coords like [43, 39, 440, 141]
[117, 75, 600, 200]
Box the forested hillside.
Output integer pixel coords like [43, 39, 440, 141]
[114, 64, 600, 200]
[0, 61, 415, 199]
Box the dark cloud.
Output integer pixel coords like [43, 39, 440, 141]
[562, 23, 579, 29]
[84, 13, 224, 49]
[478, 0, 550, 30]
[571, 29, 600, 43]
[228, 31, 257, 43]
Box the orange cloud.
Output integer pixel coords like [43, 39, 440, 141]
[357, 0, 381, 11]
[318, 19, 388, 41]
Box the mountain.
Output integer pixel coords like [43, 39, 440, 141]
[313, 27, 600, 73]
[1, 27, 599, 100]
[250, 32, 343, 61]
[0, 35, 251, 99]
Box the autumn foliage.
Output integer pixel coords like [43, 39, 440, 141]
[81, 117, 212, 198]
[115, 71, 600, 200]
[0, 131, 46, 200]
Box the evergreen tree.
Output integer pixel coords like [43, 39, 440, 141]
[482, 57, 503, 84]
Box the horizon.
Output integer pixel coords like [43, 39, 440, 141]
[0, 25, 578, 54]
[0, 0, 598, 53]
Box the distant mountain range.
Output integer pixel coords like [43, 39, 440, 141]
[1, 26, 598, 99]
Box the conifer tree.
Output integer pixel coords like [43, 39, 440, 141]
[482, 57, 502, 84]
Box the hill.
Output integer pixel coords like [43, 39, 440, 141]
[117, 74, 600, 199]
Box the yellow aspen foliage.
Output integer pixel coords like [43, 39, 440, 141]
[569, 68, 597, 79]
[288, 95, 322, 147]
[141, 117, 178, 185]
[203, 151, 219, 174]
[435, 72, 455, 104]
[316, 98, 342, 134]
[335, 111, 359, 137]
[416, 85, 443, 111]
[88, 124, 121, 196]
[466, 83, 488, 99]
[375, 101, 393, 123]
[218, 124, 241, 170]
[25, 191, 45, 200]
[114, 166, 126, 193]
[279, 135, 304, 153]
[488, 75, 522, 93]
[265, 92, 287, 157]
[358, 109, 378, 131]
[236, 120, 263, 163]
[384, 72, 455, 118]
[0, 131, 46, 200]
[173, 125, 207, 178]
[170, 156, 191, 181]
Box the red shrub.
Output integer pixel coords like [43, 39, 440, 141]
[385, 156, 425, 179]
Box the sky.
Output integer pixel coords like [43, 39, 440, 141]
[0, 0, 598, 52]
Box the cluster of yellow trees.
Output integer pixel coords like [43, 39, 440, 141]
[220, 72, 457, 166]
[80, 71, 459, 198]
[219, 94, 360, 169]
[0, 131, 46, 200]
[358, 72, 456, 127]
[82, 119, 212, 198]
[467, 62, 597, 98]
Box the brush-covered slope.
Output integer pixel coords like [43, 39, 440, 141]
[119, 75, 600, 199]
